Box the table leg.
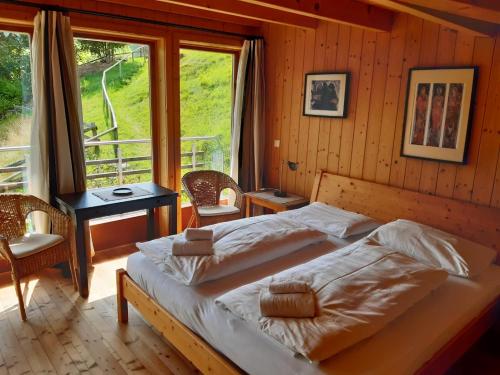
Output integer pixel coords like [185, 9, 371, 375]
[147, 208, 155, 240]
[75, 218, 89, 298]
[246, 197, 251, 218]
[169, 200, 178, 235]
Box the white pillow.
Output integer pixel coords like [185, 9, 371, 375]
[366, 219, 497, 278]
[277, 202, 379, 238]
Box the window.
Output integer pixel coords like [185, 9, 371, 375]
[75, 38, 152, 189]
[0, 30, 32, 193]
[179, 48, 235, 201]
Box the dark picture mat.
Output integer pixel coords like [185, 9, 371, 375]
[303, 72, 350, 118]
[92, 186, 153, 202]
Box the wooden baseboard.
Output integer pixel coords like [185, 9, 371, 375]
[92, 243, 138, 263]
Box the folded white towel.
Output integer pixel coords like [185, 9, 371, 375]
[184, 228, 214, 241]
[172, 237, 214, 256]
[269, 280, 310, 294]
[260, 290, 315, 318]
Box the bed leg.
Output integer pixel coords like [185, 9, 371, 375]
[116, 268, 129, 323]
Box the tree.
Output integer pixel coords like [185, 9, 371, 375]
[0, 31, 32, 117]
[75, 40, 126, 64]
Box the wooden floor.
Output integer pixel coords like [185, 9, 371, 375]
[0, 255, 199, 375]
[0, 253, 498, 375]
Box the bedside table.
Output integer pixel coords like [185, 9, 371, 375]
[244, 190, 309, 217]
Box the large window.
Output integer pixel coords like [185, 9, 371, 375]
[179, 48, 235, 201]
[0, 30, 32, 193]
[75, 38, 152, 189]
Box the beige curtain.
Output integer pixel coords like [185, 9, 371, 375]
[230, 39, 265, 192]
[29, 11, 94, 258]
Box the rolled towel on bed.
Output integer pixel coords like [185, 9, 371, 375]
[184, 228, 214, 241]
[269, 280, 310, 294]
[259, 290, 315, 318]
[172, 237, 214, 256]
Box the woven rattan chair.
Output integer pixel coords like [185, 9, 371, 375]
[0, 194, 77, 321]
[182, 170, 244, 227]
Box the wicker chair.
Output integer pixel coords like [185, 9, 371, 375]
[0, 194, 77, 321]
[182, 170, 244, 227]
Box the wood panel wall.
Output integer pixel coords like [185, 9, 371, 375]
[262, 14, 500, 208]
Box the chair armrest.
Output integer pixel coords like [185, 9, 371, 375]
[27, 197, 71, 238]
[0, 236, 14, 263]
[231, 184, 245, 210]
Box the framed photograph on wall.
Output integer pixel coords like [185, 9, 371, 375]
[303, 72, 349, 118]
[401, 67, 478, 164]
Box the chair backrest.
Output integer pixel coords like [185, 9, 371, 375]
[182, 170, 242, 208]
[0, 194, 28, 240]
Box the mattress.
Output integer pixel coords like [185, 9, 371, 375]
[127, 237, 500, 375]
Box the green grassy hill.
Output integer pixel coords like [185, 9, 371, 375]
[0, 46, 234, 190]
[180, 49, 233, 143]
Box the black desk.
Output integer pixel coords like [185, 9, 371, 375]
[56, 182, 178, 297]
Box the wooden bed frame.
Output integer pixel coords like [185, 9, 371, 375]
[116, 171, 500, 375]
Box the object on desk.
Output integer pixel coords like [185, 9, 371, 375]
[92, 186, 152, 202]
[274, 160, 299, 197]
[112, 187, 133, 196]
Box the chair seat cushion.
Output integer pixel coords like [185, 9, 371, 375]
[9, 233, 64, 259]
[198, 205, 241, 217]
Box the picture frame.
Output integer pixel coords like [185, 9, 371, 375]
[401, 66, 478, 164]
[303, 72, 349, 118]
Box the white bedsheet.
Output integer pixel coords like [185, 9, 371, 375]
[136, 215, 327, 285]
[216, 241, 449, 362]
[127, 238, 500, 375]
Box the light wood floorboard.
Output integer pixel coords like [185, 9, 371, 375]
[0, 255, 199, 375]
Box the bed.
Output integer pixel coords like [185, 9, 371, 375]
[116, 171, 500, 374]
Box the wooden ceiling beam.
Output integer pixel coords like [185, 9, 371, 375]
[8, 0, 260, 36]
[398, 0, 500, 25]
[155, 0, 319, 29]
[98, 0, 263, 28]
[365, 0, 499, 37]
[236, 0, 394, 32]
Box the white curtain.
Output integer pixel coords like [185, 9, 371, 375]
[29, 11, 93, 257]
[230, 39, 265, 192]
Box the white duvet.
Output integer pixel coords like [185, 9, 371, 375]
[137, 215, 327, 285]
[216, 239, 448, 362]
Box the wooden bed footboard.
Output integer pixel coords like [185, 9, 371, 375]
[116, 269, 242, 375]
[117, 268, 499, 375]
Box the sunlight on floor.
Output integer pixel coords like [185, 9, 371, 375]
[87, 256, 128, 303]
[0, 277, 39, 315]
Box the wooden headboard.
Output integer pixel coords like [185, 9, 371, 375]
[310, 171, 500, 251]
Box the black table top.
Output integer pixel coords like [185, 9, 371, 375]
[55, 182, 177, 211]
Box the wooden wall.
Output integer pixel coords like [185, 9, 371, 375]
[262, 14, 500, 208]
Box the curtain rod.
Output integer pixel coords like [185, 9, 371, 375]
[3, 0, 263, 40]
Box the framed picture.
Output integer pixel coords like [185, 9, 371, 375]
[401, 67, 478, 164]
[303, 72, 349, 118]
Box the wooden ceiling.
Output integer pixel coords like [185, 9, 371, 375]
[5, 0, 499, 37]
[109, 0, 500, 37]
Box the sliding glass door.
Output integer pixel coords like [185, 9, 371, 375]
[179, 47, 235, 202]
[74, 38, 153, 189]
